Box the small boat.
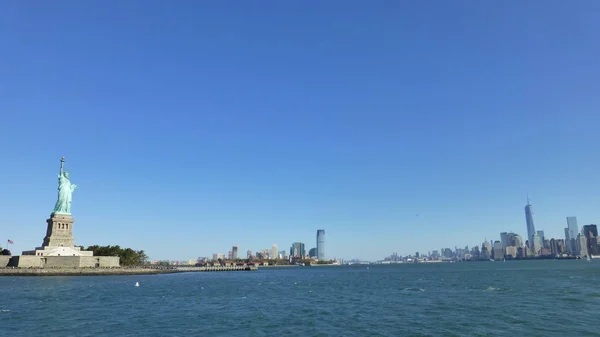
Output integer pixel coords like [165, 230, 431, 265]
[135, 282, 140, 287]
[587, 256, 591, 262]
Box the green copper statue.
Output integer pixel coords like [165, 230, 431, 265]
[53, 157, 77, 215]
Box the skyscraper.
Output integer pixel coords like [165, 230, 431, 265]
[537, 230, 545, 243]
[271, 244, 278, 259]
[583, 225, 599, 256]
[579, 234, 589, 257]
[525, 196, 536, 249]
[532, 233, 542, 255]
[316, 229, 326, 260]
[567, 217, 579, 238]
[510, 234, 523, 247]
[500, 232, 508, 248]
[290, 242, 305, 258]
[567, 216, 579, 253]
[565, 228, 572, 252]
[493, 241, 504, 260]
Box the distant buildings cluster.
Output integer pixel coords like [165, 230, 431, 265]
[173, 229, 329, 265]
[382, 198, 600, 263]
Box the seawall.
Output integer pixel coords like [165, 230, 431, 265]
[0, 265, 257, 277]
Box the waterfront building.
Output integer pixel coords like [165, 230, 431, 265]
[290, 242, 305, 258]
[480, 242, 491, 260]
[493, 241, 503, 260]
[482, 241, 492, 254]
[583, 225, 600, 256]
[309, 247, 317, 258]
[550, 238, 558, 256]
[317, 229, 326, 260]
[505, 246, 518, 258]
[471, 246, 480, 260]
[510, 234, 523, 248]
[579, 234, 589, 257]
[537, 231, 545, 244]
[532, 234, 542, 255]
[543, 239, 550, 250]
[500, 232, 508, 249]
[556, 239, 566, 254]
[564, 228, 572, 252]
[443, 248, 453, 258]
[567, 216, 579, 251]
[232, 246, 238, 260]
[525, 197, 536, 249]
[569, 238, 578, 255]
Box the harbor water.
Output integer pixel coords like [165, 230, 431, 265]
[1, 260, 599, 336]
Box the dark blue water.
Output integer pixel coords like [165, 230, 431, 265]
[2, 261, 599, 336]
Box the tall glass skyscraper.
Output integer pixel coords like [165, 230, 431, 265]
[316, 229, 326, 260]
[566, 216, 579, 253]
[525, 197, 536, 249]
[567, 216, 579, 241]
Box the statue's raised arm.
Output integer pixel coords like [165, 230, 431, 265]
[52, 157, 77, 215]
[58, 156, 64, 177]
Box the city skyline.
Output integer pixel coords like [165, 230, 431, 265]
[4, 187, 600, 261]
[2, 2, 600, 261]
[204, 229, 328, 263]
[152, 197, 600, 263]
[392, 198, 598, 262]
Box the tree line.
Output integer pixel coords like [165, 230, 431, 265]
[0, 244, 147, 265]
[84, 245, 149, 266]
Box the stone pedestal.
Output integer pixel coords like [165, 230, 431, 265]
[42, 213, 75, 247]
[22, 213, 92, 258]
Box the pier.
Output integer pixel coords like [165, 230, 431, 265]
[176, 265, 258, 272]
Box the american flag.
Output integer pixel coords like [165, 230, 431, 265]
[7, 240, 14, 244]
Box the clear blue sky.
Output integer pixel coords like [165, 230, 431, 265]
[1, 1, 599, 261]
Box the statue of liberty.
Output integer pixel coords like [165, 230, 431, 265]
[53, 157, 77, 215]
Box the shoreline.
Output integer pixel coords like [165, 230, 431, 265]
[257, 264, 341, 268]
[0, 266, 257, 277]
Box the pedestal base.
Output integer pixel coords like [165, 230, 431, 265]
[43, 213, 76, 247]
[9, 255, 120, 268]
[23, 245, 93, 257]
[15, 211, 121, 268]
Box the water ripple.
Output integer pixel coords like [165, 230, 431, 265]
[1, 261, 600, 336]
